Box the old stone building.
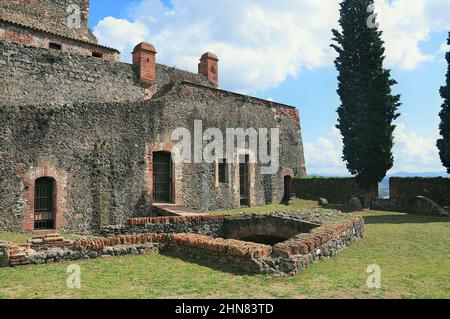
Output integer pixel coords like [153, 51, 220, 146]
[0, 0, 306, 233]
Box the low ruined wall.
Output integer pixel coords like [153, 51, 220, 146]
[390, 177, 450, 207]
[162, 216, 365, 276]
[101, 216, 226, 237]
[29, 243, 160, 265]
[221, 214, 319, 241]
[1, 214, 365, 276]
[291, 178, 377, 204]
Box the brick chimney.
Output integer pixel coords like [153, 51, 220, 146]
[198, 52, 219, 87]
[132, 42, 157, 85]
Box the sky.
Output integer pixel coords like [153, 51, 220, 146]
[88, 0, 450, 176]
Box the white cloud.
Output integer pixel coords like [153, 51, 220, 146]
[304, 127, 347, 175]
[304, 124, 444, 175]
[439, 42, 450, 53]
[94, 17, 149, 55]
[391, 122, 444, 173]
[93, 0, 450, 92]
[375, 0, 434, 70]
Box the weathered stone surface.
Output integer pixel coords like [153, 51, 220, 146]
[390, 177, 450, 207]
[0, 210, 364, 276]
[291, 178, 378, 204]
[0, 80, 305, 232]
[0, 41, 213, 107]
[372, 196, 449, 217]
[318, 198, 329, 207]
[413, 196, 448, 217]
[0, 241, 12, 268]
[348, 197, 363, 211]
[0, 0, 97, 44]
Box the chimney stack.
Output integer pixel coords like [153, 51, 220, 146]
[132, 42, 157, 85]
[198, 52, 219, 87]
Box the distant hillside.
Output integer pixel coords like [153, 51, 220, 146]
[385, 171, 449, 178]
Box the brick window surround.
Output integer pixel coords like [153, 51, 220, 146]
[145, 142, 182, 209]
[19, 159, 69, 232]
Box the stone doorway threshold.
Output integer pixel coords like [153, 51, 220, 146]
[152, 203, 209, 217]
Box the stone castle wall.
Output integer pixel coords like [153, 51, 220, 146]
[291, 178, 378, 204]
[0, 83, 305, 233]
[0, 21, 119, 61]
[389, 177, 450, 207]
[0, 0, 95, 44]
[153, 81, 306, 211]
[0, 41, 212, 106]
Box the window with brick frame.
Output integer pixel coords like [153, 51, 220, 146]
[48, 42, 62, 50]
[218, 158, 228, 184]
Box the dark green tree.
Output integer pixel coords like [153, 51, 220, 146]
[331, 0, 400, 206]
[437, 32, 450, 173]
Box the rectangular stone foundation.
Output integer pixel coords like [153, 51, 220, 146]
[1, 210, 364, 276]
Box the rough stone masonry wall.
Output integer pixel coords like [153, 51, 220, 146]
[0, 0, 95, 44]
[291, 178, 378, 204]
[153, 81, 307, 211]
[0, 100, 161, 233]
[389, 177, 450, 207]
[220, 214, 319, 240]
[0, 82, 304, 232]
[0, 212, 364, 276]
[0, 21, 119, 61]
[161, 216, 364, 276]
[101, 215, 227, 237]
[0, 41, 213, 106]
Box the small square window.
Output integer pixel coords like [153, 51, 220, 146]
[218, 159, 228, 184]
[92, 51, 103, 58]
[49, 42, 62, 50]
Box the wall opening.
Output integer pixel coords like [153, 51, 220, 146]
[48, 42, 62, 51]
[283, 175, 292, 202]
[34, 177, 56, 230]
[239, 235, 287, 246]
[239, 154, 250, 206]
[153, 152, 173, 203]
[218, 158, 228, 184]
[92, 51, 103, 58]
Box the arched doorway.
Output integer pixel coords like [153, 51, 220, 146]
[153, 152, 173, 203]
[34, 177, 56, 230]
[283, 175, 292, 202]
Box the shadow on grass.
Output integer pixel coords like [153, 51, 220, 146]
[324, 204, 356, 213]
[362, 212, 450, 225]
[159, 250, 258, 276]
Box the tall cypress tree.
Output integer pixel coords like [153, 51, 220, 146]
[437, 32, 450, 173]
[331, 0, 400, 206]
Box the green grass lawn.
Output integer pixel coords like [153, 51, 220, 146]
[0, 199, 449, 299]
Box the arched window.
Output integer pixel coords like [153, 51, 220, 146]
[34, 177, 56, 230]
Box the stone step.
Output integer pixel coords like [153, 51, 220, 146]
[152, 204, 209, 217]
